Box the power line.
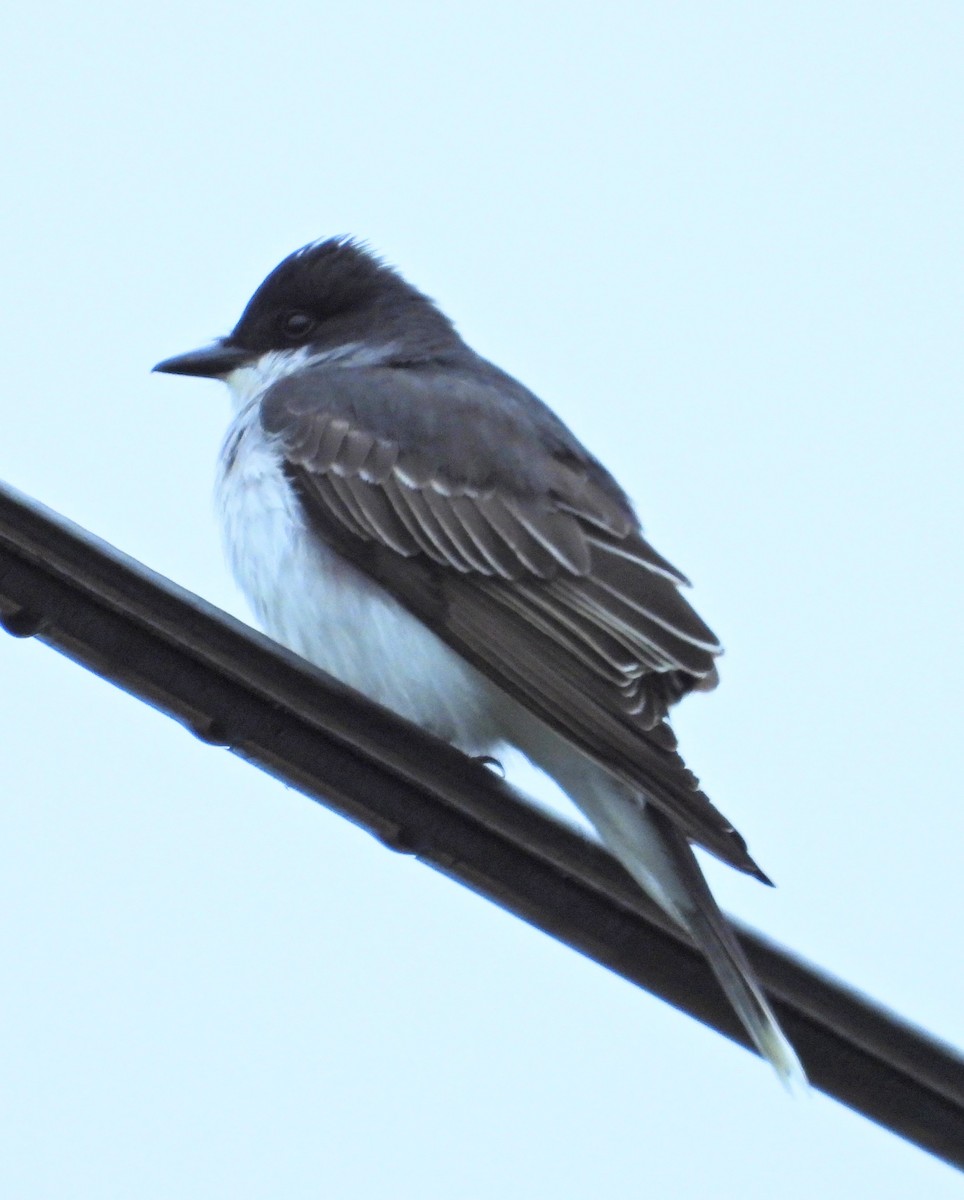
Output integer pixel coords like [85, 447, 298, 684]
[0, 479, 962, 1169]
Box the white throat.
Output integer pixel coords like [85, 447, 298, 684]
[223, 340, 402, 415]
[223, 348, 314, 414]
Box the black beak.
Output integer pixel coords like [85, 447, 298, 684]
[152, 339, 252, 379]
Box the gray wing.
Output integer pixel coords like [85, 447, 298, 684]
[262, 361, 764, 879]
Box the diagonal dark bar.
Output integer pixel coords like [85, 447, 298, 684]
[0, 479, 962, 1168]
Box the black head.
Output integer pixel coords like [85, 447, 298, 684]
[154, 237, 460, 379]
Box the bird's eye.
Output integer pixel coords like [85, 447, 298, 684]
[281, 312, 316, 340]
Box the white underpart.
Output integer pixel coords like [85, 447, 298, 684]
[215, 347, 806, 1091]
[217, 347, 505, 751]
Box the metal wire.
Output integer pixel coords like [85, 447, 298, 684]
[0, 479, 962, 1168]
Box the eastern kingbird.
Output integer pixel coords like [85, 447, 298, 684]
[155, 237, 804, 1087]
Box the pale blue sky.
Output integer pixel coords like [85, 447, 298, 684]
[2, 3, 963, 1195]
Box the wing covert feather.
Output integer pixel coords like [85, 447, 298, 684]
[259, 364, 763, 877]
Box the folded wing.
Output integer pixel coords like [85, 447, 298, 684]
[261, 361, 765, 879]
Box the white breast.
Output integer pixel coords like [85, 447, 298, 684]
[214, 396, 503, 752]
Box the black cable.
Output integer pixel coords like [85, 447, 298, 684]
[0, 480, 962, 1168]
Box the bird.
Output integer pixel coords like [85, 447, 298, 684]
[154, 236, 804, 1088]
